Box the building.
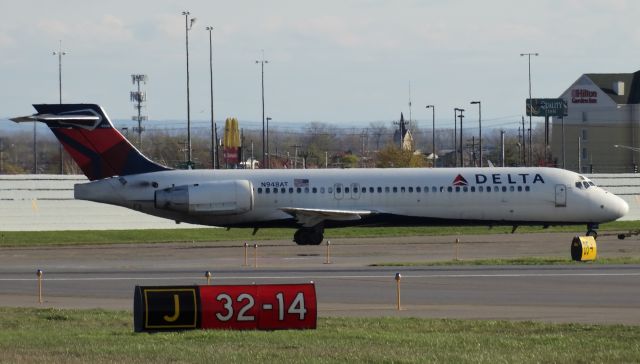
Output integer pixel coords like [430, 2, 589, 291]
[393, 112, 415, 151]
[551, 71, 640, 173]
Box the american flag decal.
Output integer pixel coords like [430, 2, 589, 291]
[294, 178, 309, 187]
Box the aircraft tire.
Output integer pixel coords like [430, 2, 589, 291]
[293, 228, 324, 245]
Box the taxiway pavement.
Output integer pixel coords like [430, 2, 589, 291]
[1, 232, 639, 324]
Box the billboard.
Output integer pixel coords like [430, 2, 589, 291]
[526, 98, 568, 117]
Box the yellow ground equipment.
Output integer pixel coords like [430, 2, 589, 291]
[570, 236, 597, 262]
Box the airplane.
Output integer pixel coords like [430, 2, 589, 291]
[12, 104, 629, 245]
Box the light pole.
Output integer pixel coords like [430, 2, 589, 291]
[455, 108, 465, 167]
[453, 108, 459, 167]
[53, 40, 67, 174]
[266, 117, 272, 168]
[206, 26, 217, 169]
[426, 105, 435, 167]
[521, 52, 538, 167]
[458, 109, 465, 167]
[183, 11, 196, 168]
[256, 51, 269, 169]
[470, 101, 481, 167]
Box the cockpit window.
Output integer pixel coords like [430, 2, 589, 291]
[589, 181, 596, 187]
[575, 182, 583, 189]
[583, 181, 590, 189]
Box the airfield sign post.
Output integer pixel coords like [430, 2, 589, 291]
[526, 98, 568, 164]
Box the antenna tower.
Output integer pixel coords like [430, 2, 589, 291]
[130, 74, 148, 146]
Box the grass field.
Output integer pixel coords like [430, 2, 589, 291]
[1, 307, 639, 363]
[0, 220, 637, 247]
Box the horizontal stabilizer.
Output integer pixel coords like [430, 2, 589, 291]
[11, 113, 101, 129]
[280, 207, 373, 227]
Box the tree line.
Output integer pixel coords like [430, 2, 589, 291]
[0, 121, 549, 174]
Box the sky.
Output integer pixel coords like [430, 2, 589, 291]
[2, 0, 640, 131]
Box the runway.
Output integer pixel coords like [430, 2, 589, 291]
[1, 232, 639, 324]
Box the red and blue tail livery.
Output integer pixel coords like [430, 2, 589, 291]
[11, 104, 169, 180]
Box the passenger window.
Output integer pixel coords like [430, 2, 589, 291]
[320, 187, 325, 193]
[305, 187, 310, 193]
[273, 188, 278, 194]
[369, 187, 374, 193]
[328, 187, 333, 193]
[362, 187, 366, 193]
[455, 186, 460, 192]
[447, 186, 453, 192]
[336, 187, 341, 193]
[393, 187, 398, 193]
[289, 187, 294, 193]
[400, 187, 405, 193]
[440, 186, 444, 192]
[345, 187, 350, 193]
[312, 187, 317, 193]
[463, 186, 468, 192]
[416, 187, 421, 193]
[434, 187, 438, 193]
[470, 186, 475, 192]
[385, 187, 390, 193]
[408, 187, 413, 193]
[517, 186, 522, 192]
[265, 188, 271, 194]
[258, 188, 263, 194]
[502, 186, 507, 192]
[479, 186, 483, 192]
[378, 187, 382, 193]
[297, 187, 302, 193]
[509, 186, 515, 192]
[487, 187, 491, 193]
[281, 187, 286, 194]
[525, 186, 530, 192]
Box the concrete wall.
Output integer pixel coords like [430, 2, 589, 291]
[0, 175, 201, 231]
[0, 174, 638, 231]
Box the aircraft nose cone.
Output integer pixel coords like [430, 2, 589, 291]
[616, 197, 630, 219]
[603, 195, 629, 221]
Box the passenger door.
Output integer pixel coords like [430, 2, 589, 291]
[555, 184, 567, 207]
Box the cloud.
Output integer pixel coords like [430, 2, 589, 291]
[0, 32, 14, 48]
[36, 15, 133, 44]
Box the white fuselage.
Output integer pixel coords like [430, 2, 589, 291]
[74, 167, 628, 228]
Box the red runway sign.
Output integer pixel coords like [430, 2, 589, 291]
[134, 283, 316, 332]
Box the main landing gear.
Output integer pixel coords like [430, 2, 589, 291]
[586, 223, 599, 239]
[293, 224, 324, 245]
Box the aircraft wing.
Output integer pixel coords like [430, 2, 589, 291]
[279, 207, 374, 227]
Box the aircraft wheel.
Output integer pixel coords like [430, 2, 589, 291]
[293, 228, 324, 245]
[586, 230, 598, 239]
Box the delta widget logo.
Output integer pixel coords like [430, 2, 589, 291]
[452, 174, 468, 186]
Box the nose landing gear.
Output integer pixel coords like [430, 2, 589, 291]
[586, 223, 599, 239]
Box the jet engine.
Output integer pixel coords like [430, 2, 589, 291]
[154, 180, 253, 215]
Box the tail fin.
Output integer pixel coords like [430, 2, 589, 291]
[11, 104, 170, 180]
